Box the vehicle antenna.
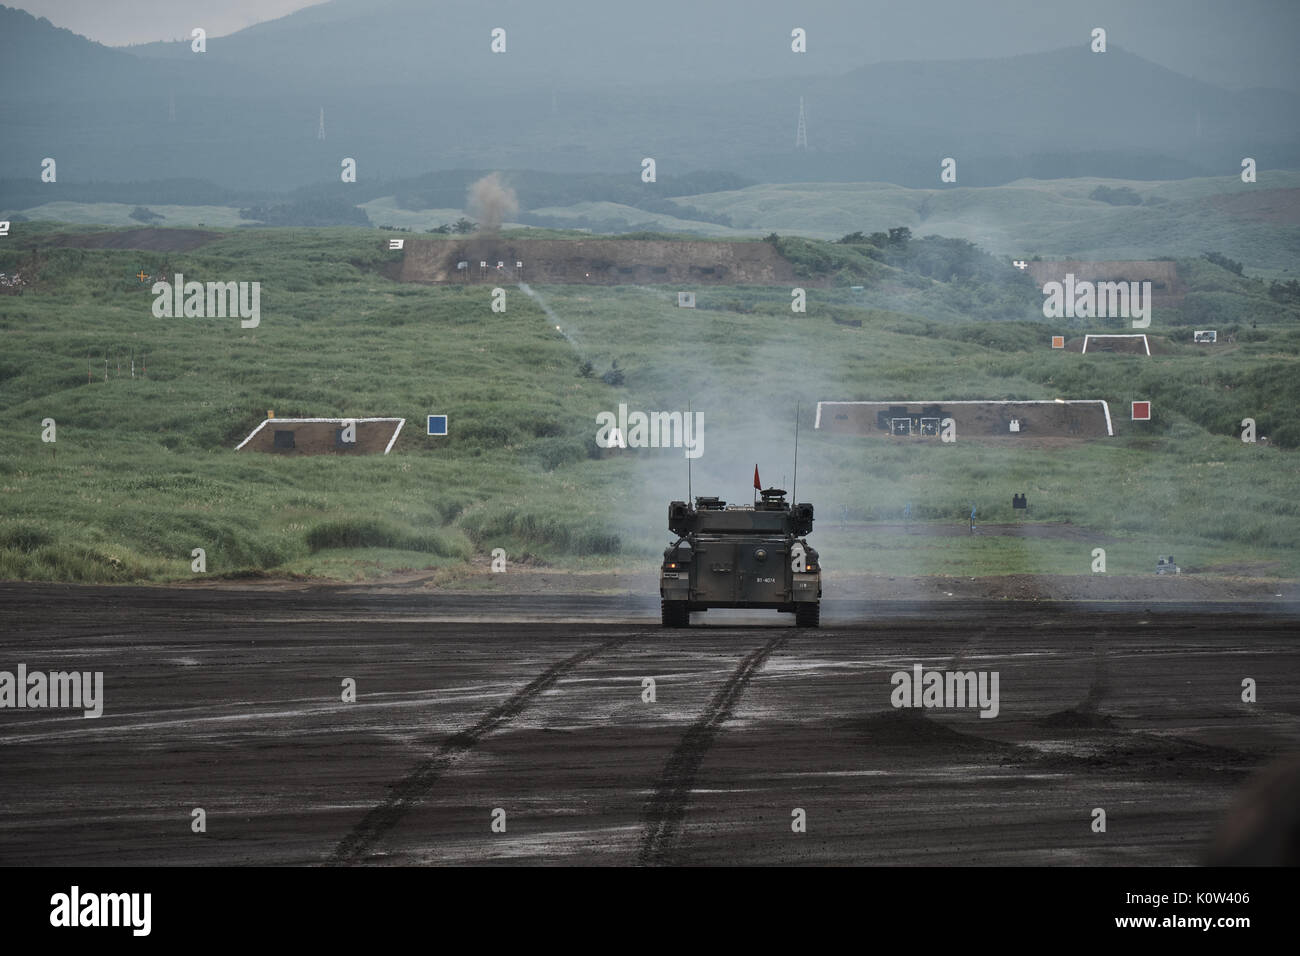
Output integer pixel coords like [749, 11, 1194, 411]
[792, 401, 800, 504]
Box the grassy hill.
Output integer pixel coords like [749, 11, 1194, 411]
[8, 172, 1298, 278]
[6, 203, 254, 229]
[679, 173, 1300, 276]
[0, 224, 1297, 584]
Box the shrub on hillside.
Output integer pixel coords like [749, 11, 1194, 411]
[1203, 251, 1245, 276]
[1178, 291, 1271, 326]
[1089, 185, 1142, 205]
[1268, 279, 1300, 306]
[0, 523, 53, 552]
[601, 361, 624, 386]
[533, 436, 587, 471]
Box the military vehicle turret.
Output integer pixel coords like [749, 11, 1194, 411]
[660, 487, 821, 627]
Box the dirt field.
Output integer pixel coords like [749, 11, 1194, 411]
[1, 583, 1295, 866]
[167, 555, 1300, 604]
[425, 562, 1298, 604]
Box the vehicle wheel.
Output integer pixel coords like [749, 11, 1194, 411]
[661, 600, 688, 627]
[795, 602, 820, 628]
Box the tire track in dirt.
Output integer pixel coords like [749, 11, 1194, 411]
[329, 637, 626, 865]
[1036, 629, 1113, 728]
[943, 626, 994, 671]
[1080, 638, 1111, 714]
[637, 634, 788, 866]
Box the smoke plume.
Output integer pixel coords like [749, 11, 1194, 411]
[467, 172, 519, 235]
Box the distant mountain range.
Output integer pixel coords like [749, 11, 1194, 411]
[2, 2, 1297, 192]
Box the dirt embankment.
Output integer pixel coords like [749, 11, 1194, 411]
[161, 561, 1299, 605]
[398, 238, 806, 285]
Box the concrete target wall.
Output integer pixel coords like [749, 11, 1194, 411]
[814, 401, 1113, 439]
[236, 417, 405, 455]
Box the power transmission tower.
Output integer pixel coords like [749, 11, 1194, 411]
[795, 96, 808, 149]
[318, 107, 326, 141]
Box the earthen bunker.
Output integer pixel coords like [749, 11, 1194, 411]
[814, 401, 1113, 440]
[396, 238, 803, 285]
[235, 417, 405, 455]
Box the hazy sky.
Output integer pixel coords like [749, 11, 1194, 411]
[16, 0, 327, 45]
[12, 0, 1300, 91]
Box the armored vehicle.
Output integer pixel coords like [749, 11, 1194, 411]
[660, 487, 821, 627]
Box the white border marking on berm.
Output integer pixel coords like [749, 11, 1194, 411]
[1081, 334, 1150, 356]
[814, 400, 1113, 436]
[235, 417, 406, 454]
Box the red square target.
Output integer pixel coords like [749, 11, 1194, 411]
[1132, 401, 1151, 420]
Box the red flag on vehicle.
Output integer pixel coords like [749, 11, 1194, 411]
[753, 465, 761, 491]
